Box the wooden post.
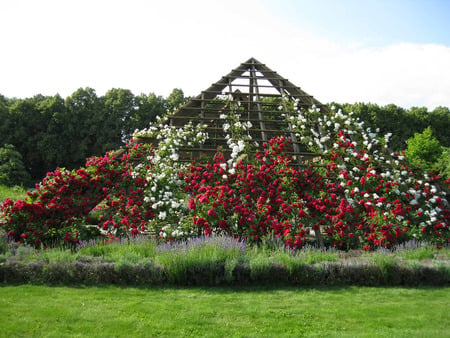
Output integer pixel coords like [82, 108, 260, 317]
[250, 61, 267, 142]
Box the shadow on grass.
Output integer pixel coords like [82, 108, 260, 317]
[0, 258, 448, 288]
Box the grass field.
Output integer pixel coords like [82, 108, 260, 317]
[1, 186, 449, 337]
[0, 285, 449, 337]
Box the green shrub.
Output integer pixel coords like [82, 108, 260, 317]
[0, 235, 448, 286]
[154, 236, 245, 284]
[0, 144, 31, 187]
[405, 127, 443, 171]
[434, 147, 450, 177]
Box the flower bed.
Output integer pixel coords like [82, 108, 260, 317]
[0, 236, 448, 286]
[0, 103, 448, 250]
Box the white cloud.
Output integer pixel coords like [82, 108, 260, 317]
[0, 0, 448, 109]
[314, 43, 450, 108]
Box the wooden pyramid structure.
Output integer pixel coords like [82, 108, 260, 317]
[168, 57, 329, 165]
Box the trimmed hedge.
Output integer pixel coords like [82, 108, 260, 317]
[1, 259, 448, 287]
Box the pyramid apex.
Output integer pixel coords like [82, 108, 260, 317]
[165, 58, 328, 165]
[243, 57, 262, 64]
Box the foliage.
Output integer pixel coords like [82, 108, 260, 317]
[337, 103, 450, 151]
[0, 88, 184, 182]
[133, 114, 208, 239]
[0, 90, 447, 186]
[1, 89, 448, 186]
[0, 235, 448, 286]
[166, 88, 187, 112]
[289, 104, 449, 249]
[1, 98, 449, 250]
[405, 126, 443, 171]
[0, 143, 155, 247]
[0, 144, 31, 187]
[183, 137, 315, 246]
[182, 103, 449, 249]
[0, 112, 208, 247]
[434, 147, 450, 178]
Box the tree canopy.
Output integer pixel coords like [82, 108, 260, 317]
[0, 88, 185, 182]
[0, 144, 31, 186]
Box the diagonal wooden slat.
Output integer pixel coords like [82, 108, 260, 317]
[141, 57, 327, 166]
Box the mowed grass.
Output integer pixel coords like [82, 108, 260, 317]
[0, 286, 448, 337]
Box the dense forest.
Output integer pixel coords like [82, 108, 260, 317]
[0, 88, 186, 182]
[0, 87, 449, 185]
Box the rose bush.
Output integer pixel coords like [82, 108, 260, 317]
[0, 142, 155, 247]
[183, 137, 318, 247]
[183, 135, 449, 249]
[289, 103, 449, 249]
[1, 101, 448, 250]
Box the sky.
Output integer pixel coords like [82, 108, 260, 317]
[1, 0, 449, 109]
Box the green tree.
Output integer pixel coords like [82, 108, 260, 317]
[405, 127, 443, 171]
[102, 88, 136, 147]
[0, 144, 31, 186]
[434, 147, 450, 178]
[166, 88, 186, 112]
[127, 93, 166, 139]
[64, 88, 102, 167]
[340, 103, 409, 150]
[36, 95, 68, 175]
[338, 103, 448, 152]
[373, 104, 408, 151]
[340, 102, 380, 134]
[0, 94, 10, 147]
[429, 106, 450, 147]
[4, 95, 52, 179]
[406, 106, 429, 132]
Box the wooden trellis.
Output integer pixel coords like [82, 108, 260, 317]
[141, 57, 329, 166]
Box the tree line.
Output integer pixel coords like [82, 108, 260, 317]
[0, 87, 186, 182]
[0, 87, 449, 185]
[335, 102, 450, 177]
[332, 102, 449, 151]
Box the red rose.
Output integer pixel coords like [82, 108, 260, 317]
[208, 208, 217, 218]
[188, 198, 196, 210]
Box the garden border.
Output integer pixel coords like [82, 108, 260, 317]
[1, 259, 448, 287]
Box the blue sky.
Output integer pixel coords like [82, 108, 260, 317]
[265, 0, 450, 46]
[1, 0, 449, 109]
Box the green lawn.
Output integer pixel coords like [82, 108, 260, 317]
[0, 286, 448, 337]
